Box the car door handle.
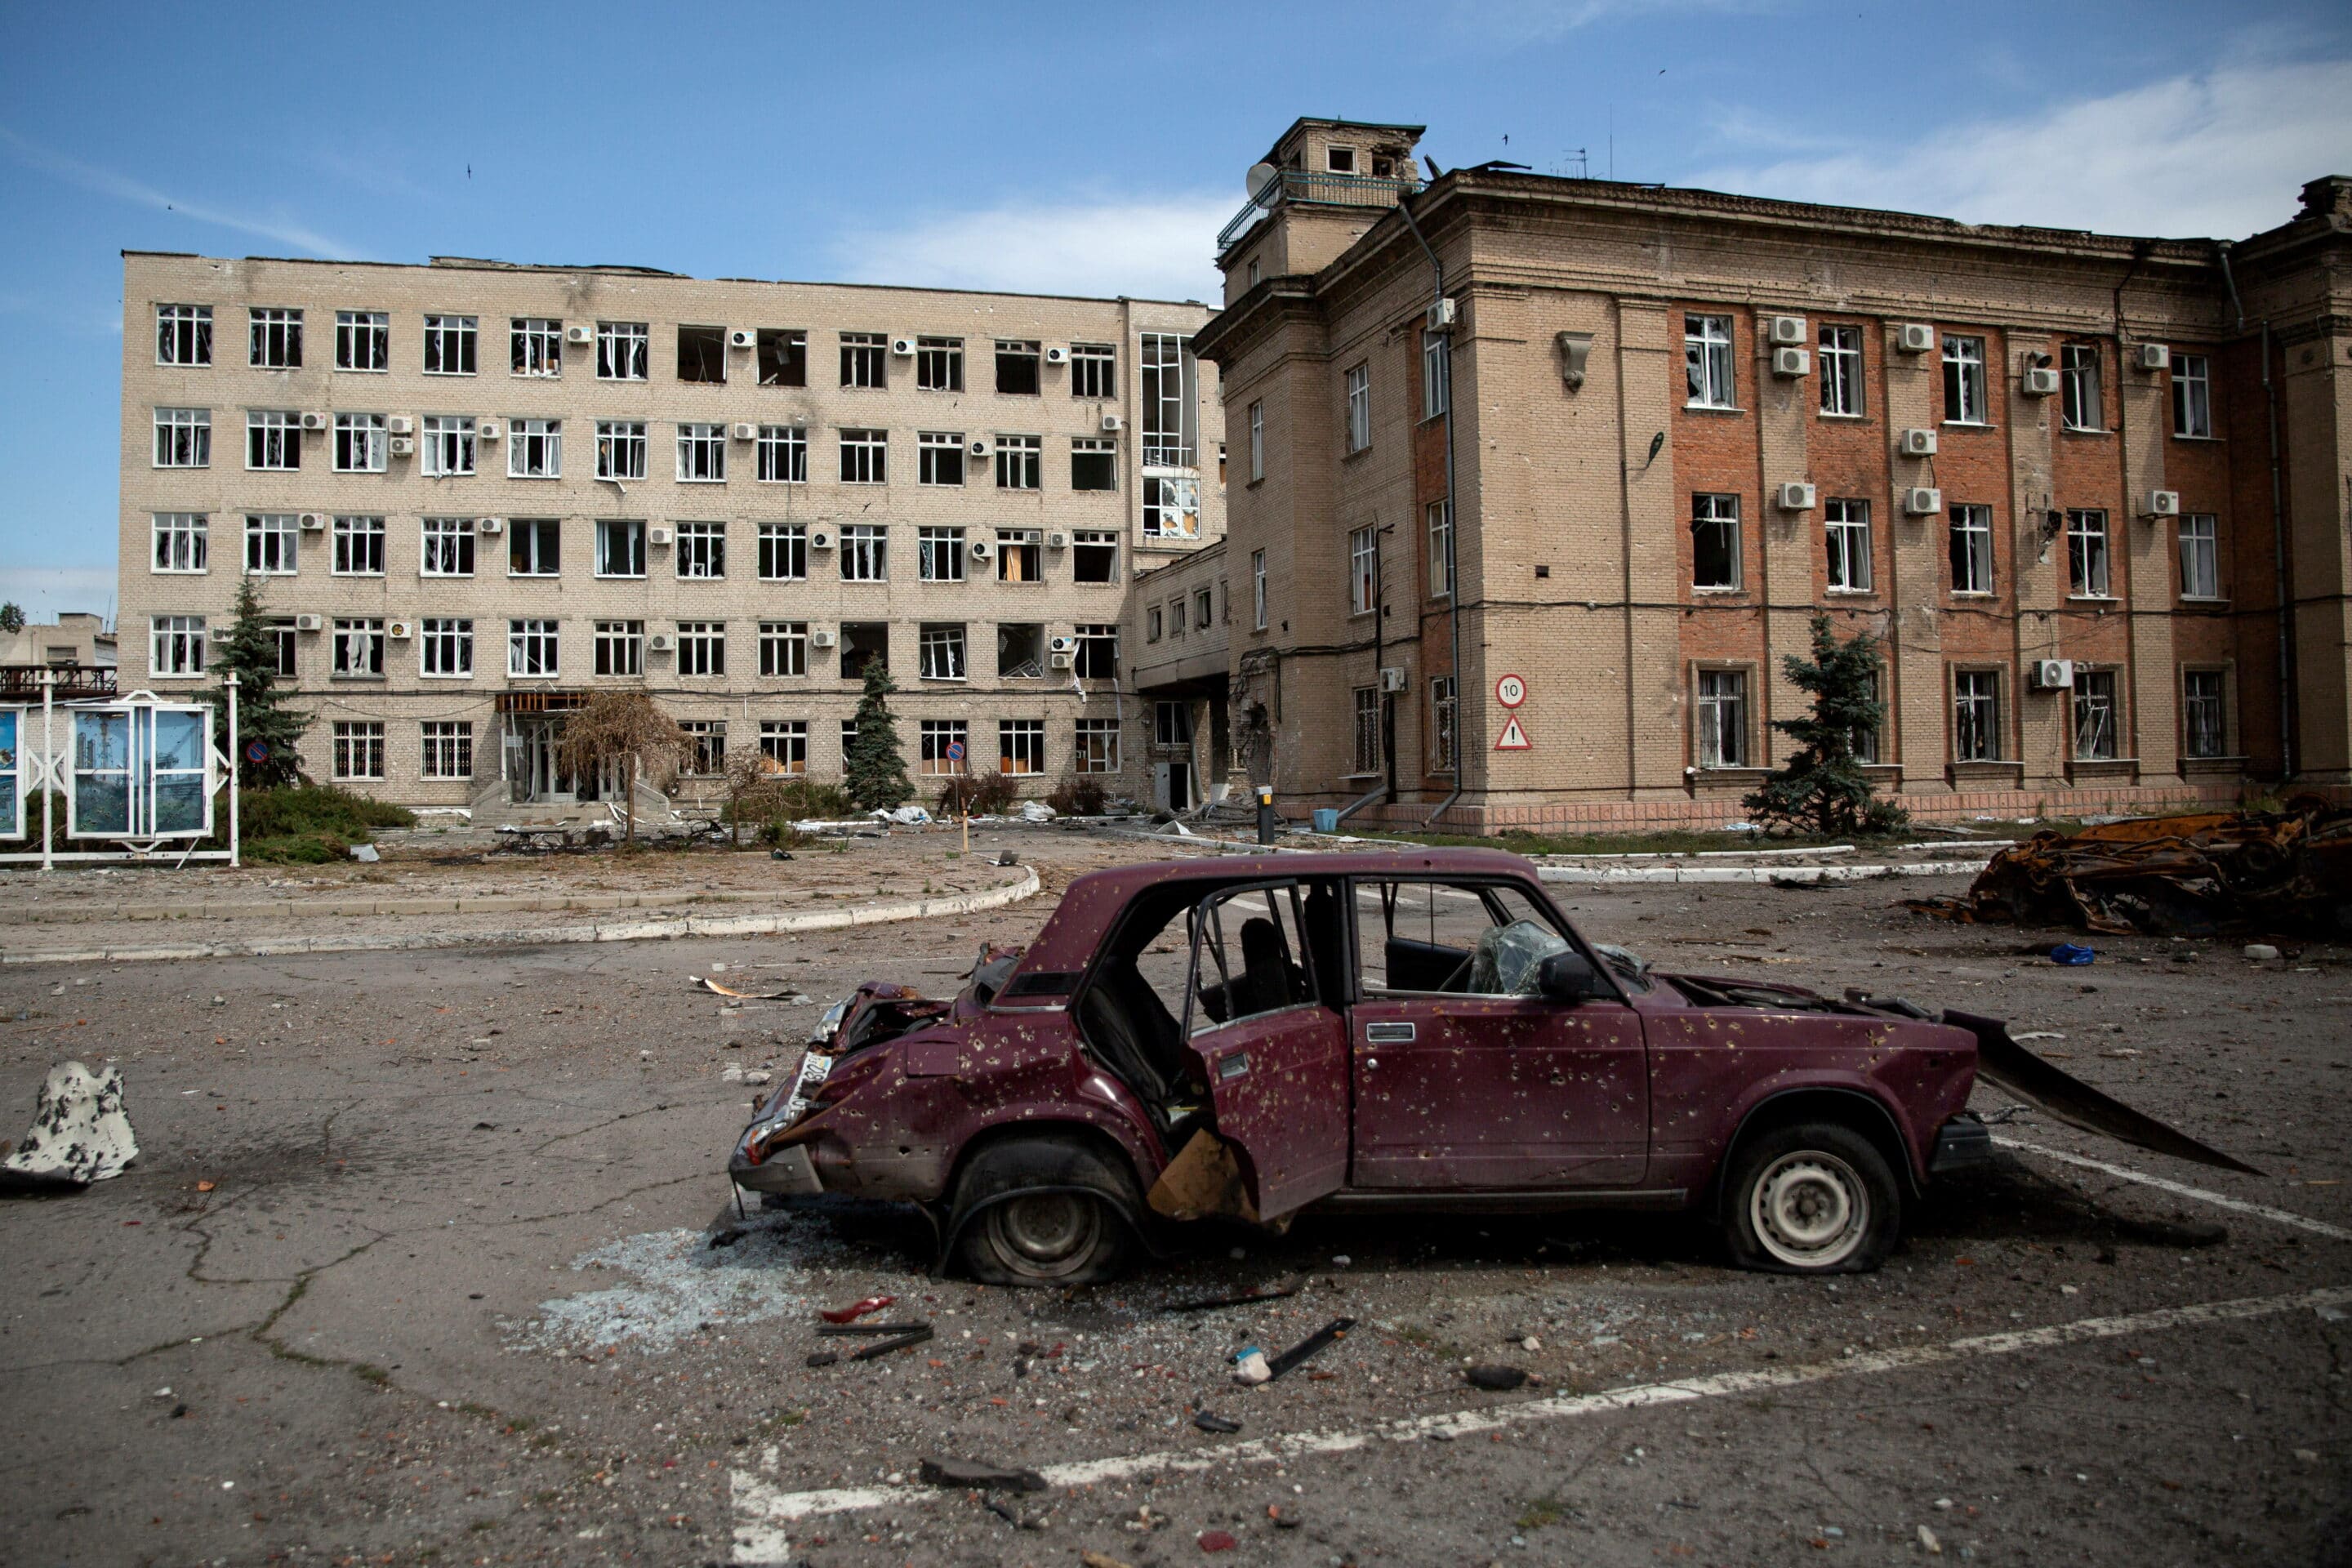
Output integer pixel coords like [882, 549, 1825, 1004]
[1364, 1022, 1416, 1044]
[1217, 1052, 1250, 1082]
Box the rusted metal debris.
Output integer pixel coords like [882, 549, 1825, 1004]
[1909, 799, 2352, 936]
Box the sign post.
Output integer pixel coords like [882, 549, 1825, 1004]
[947, 738, 968, 855]
[1493, 673, 1530, 752]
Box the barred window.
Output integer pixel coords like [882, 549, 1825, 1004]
[331, 722, 384, 781]
[421, 722, 474, 780]
[1430, 675, 1458, 772]
[2183, 670, 2226, 760]
[1351, 687, 1381, 774]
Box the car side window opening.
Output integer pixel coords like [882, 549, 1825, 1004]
[1354, 879, 1571, 997]
[1187, 883, 1323, 1036]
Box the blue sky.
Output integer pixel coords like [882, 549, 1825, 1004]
[4, 0, 2348, 621]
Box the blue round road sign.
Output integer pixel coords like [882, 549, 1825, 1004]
[945, 741, 966, 763]
[244, 740, 270, 762]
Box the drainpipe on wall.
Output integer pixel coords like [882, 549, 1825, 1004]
[2216, 240, 2296, 780]
[1395, 181, 1463, 829]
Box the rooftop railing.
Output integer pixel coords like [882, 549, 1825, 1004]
[0, 664, 118, 699]
[1217, 169, 1424, 256]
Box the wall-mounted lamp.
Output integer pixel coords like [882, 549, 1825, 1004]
[1556, 331, 1593, 390]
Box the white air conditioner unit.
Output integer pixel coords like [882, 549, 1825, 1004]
[386, 415, 414, 436]
[810, 627, 837, 648]
[564, 324, 592, 345]
[293, 613, 323, 632]
[297, 512, 326, 531]
[2136, 343, 2171, 372]
[1897, 323, 1936, 354]
[1048, 635, 1080, 654]
[1099, 412, 1124, 432]
[387, 621, 413, 641]
[648, 633, 675, 653]
[968, 538, 994, 561]
[969, 438, 990, 457]
[731, 422, 758, 441]
[1766, 315, 1806, 346]
[1049, 651, 1075, 670]
[2029, 658, 2075, 692]
[809, 529, 834, 550]
[2144, 489, 2182, 517]
[388, 436, 415, 457]
[1900, 427, 1939, 457]
[1904, 486, 1944, 516]
[1776, 481, 1817, 511]
[476, 420, 501, 440]
[2022, 366, 2060, 396]
[728, 329, 755, 350]
[1379, 666, 1408, 693]
[1772, 346, 1811, 377]
[300, 411, 330, 432]
[648, 525, 674, 546]
[890, 336, 916, 357]
[478, 517, 505, 535]
[1427, 297, 1458, 331]
[1044, 345, 1068, 365]
[1045, 530, 1069, 549]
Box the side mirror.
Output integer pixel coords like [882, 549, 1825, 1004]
[1536, 951, 1604, 1003]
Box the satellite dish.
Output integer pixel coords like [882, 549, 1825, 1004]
[1245, 162, 1281, 207]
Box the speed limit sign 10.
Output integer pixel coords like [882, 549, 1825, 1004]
[1494, 674, 1527, 709]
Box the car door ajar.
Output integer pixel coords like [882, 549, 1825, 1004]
[1178, 880, 1350, 1221]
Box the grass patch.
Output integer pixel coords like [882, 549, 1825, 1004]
[353, 1362, 391, 1387]
[223, 785, 416, 864]
[1516, 1495, 1566, 1530]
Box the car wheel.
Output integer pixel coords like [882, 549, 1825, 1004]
[1724, 1120, 1900, 1274]
[961, 1189, 1131, 1285]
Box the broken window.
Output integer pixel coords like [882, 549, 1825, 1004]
[331, 722, 385, 781]
[246, 514, 298, 576]
[2072, 670, 2118, 760]
[1695, 670, 1748, 768]
[1348, 526, 1376, 614]
[154, 407, 210, 468]
[1139, 332, 1196, 466]
[1954, 670, 2001, 761]
[1684, 314, 1733, 408]
[1076, 718, 1119, 773]
[336, 310, 389, 372]
[1691, 493, 1740, 590]
[997, 530, 1042, 583]
[839, 428, 886, 484]
[248, 307, 301, 368]
[1070, 436, 1116, 492]
[758, 522, 806, 581]
[1942, 334, 1989, 424]
[675, 520, 725, 579]
[760, 621, 808, 677]
[919, 527, 965, 582]
[1824, 499, 1872, 592]
[917, 336, 964, 391]
[267, 620, 296, 677]
[1072, 531, 1117, 583]
[840, 621, 888, 680]
[1350, 880, 1571, 999]
[419, 617, 473, 678]
[756, 425, 806, 482]
[598, 321, 649, 381]
[1146, 606, 1162, 644]
[149, 614, 206, 675]
[1142, 475, 1200, 538]
[508, 518, 560, 577]
[2068, 510, 2110, 597]
[2060, 344, 2102, 432]
[758, 329, 808, 387]
[677, 324, 728, 384]
[996, 340, 1040, 395]
[158, 303, 212, 366]
[1327, 144, 1356, 173]
[1069, 342, 1115, 399]
[676, 422, 726, 482]
[423, 314, 477, 376]
[2183, 670, 2225, 759]
[511, 318, 562, 377]
[919, 623, 966, 682]
[1075, 622, 1118, 679]
[507, 418, 562, 479]
[919, 719, 967, 776]
[676, 621, 725, 677]
[420, 721, 473, 780]
[1818, 324, 1862, 416]
[332, 514, 385, 576]
[1949, 504, 1993, 594]
[594, 620, 643, 676]
[918, 431, 965, 486]
[996, 434, 1041, 490]
[419, 517, 474, 577]
[247, 410, 300, 471]
[151, 513, 207, 574]
[597, 420, 646, 480]
[508, 618, 559, 677]
[839, 523, 887, 581]
[840, 332, 887, 389]
[996, 622, 1045, 679]
[760, 719, 808, 773]
[333, 412, 387, 473]
[679, 721, 725, 776]
[1000, 719, 1045, 775]
[423, 415, 476, 476]
[332, 617, 385, 679]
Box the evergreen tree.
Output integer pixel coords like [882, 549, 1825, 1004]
[843, 661, 912, 810]
[1743, 613, 1909, 839]
[212, 576, 309, 788]
[0, 602, 24, 634]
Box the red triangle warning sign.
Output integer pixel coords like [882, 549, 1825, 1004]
[1494, 715, 1531, 751]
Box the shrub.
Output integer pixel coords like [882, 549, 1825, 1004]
[1046, 776, 1107, 816]
[936, 770, 1017, 817]
[229, 784, 413, 864]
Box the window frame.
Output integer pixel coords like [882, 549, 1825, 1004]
[1817, 323, 1863, 416]
[507, 518, 561, 577]
[595, 321, 649, 382]
[917, 430, 966, 487]
[1691, 492, 1743, 591]
[1069, 342, 1116, 399]
[757, 521, 807, 582]
[1693, 666, 1749, 768]
[759, 719, 808, 774]
[675, 620, 726, 677]
[999, 718, 1045, 777]
[839, 332, 888, 390]
[918, 526, 967, 583]
[247, 307, 302, 369]
[2177, 514, 2221, 600]
[675, 520, 726, 581]
[420, 720, 474, 781]
[919, 719, 969, 776]
[1070, 436, 1116, 492]
[1251, 550, 1267, 630]
[675, 422, 727, 483]
[1949, 502, 1994, 595]
[1941, 334, 1990, 425]
[331, 617, 385, 679]
[915, 336, 964, 392]
[331, 514, 386, 577]
[1348, 525, 1377, 616]
[151, 513, 208, 575]
[1343, 363, 1371, 452]
[245, 409, 301, 472]
[421, 314, 478, 377]
[332, 412, 388, 474]
[1684, 313, 1735, 409]
[918, 622, 968, 683]
[330, 721, 385, 782]
[995, 433, 1042, 491]
[995, 340, 1041, 396]
[1429, 674, 1458, 773]
[1072, 530, 1118, 584]
[421, 414, 477, 477]
[510, 317, 563, 378]
[2060, 343, 2104, 432]
[758, 620, 808, 678]
[507, 618, 560, 678]
[157, 303, 212, 367]
[838, 428, 887, 485]
[755, 424, 808, 483]
[839, 523, 888, 582]
[595, 518, 648, 580]
[244, 513, 297, 576]
[1824, 498, 1873, 593]
[336, 310, 390, 372]
[2067, 509, 2112, 599]
[418, 617, 474, 679]
[154, 406, 211, 468]
[1953, 668, 2003, 763]
[1075, 716, 1120, 774]
[2181, 668, 2228, 760]
[593, 619, 644, 677]
[2171, 352, 2213, 439]
[2071, 668, 2120, 761]
[420, 515, 475, 577]
[507, 417, 562, 479]
[1075, 622, 1119, 679]
[149, 614, 207, 676]
[1421, 329, 1450, 419]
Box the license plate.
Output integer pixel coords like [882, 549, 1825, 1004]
[776, 1050, 833, 1126]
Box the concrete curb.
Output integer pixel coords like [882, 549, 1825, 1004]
[0, 866, 1041, 966]
[0, 882, 967, 927]
[1538, 861, 1977, 886]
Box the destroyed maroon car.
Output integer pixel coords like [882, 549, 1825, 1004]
[730, 849, 2250, 1285]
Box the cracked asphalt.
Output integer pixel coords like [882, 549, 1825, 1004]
[1, 828, 2346, 1567]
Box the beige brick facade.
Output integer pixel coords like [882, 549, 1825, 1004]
[1194, 120, 2352, 831]
[117, 253, 1223, 809]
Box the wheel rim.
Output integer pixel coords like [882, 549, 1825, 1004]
[987, 1193, 1102, 1278]
[1749, 1151, 1868, 1267]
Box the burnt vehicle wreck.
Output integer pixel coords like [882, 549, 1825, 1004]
[731, 849, 2252, 1285]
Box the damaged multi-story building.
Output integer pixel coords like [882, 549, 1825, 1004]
[1184, 117, 2352, 830]
[114, 254, 1223, 813]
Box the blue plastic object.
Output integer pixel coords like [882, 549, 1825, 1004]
[2049, 942, 2096, 965]
[1311, 808, 1340, 833]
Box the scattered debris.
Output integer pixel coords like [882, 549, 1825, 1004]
[1169, 1283, 1299, 1314]
[1465, 1365, 1530, 1391]
[916, 1455, 1046, 1492]
[1230, 1346, 1271, 1386]
[818, 1294, 896, 1325]
[1918, 1524, 1943, 1554]
[2244, 943, 2282, 961]
[1080, 1552, 1138, 1568]
[691, 975, 808, 1001]
[1192, 1411, 1243, 1434]
[1196, 1529, 1238, 1552]
[1949, 1012, 2262, 1174]
[2049, 943, 2096, 965]
[1263, 1317, 1356, 1381]
[348, 843, 380, 862]
[1, 1062, 137, 1193]
[816, 1321, 933, 1360]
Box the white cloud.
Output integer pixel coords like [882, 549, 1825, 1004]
[0, 565, 118, 625]
[0, 126, 358, 257]
[1688, 56, 2352, 238]
[1450, 0, 1775, 42]
[831, 195, 1233, 304]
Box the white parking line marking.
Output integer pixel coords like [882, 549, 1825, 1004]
[1993, 1135, 2352, 1243]
[728, 1282, 2352, 1560]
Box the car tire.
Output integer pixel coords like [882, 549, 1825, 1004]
[951, 1136, 1138, 1287]
[1723, 1120, 1900, 1274]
